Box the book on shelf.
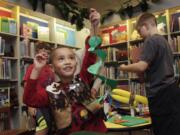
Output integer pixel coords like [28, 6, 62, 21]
[173, 58, 180, 77]
[106, 47, 128, 62]
[101, 33, 110, 45]
[56, 24, 76, 46]
[0, 87, 10, 107]
[105, 66, 128, 80]
[129, 43, 143, 63]
[4, 43, 14, 57]
[0, 37, 14, 57]
[21, 24, 32, 38]
[129, 82, 146, 96]
[0, 58, 13, 80]
[20, 40, 36, 58]
[37, 26, 49, 41]
[27, 21, 38, 38]
[30, 42, 35, 58]
[20, 62, 31, 82]
[0, 37, 5, 56]
[171, 12, 180, 32]
[170, 36, 180, 52]
[1, 17, 9, 33]
[9, 18, 17, 35]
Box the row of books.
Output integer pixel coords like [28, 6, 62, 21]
[20, 62, 31, 82]
[173, 58, 180, 77]
[21, 23, 49, 41]
[129, 82, 146, 96]
[129, 43, 143, 63]
[0, 87, 10, 107]
[20, 40, 35, 58]
[0, 111, 10, 130]
[104, 47, 128, 62]
[0, 17, 17, 34]
[170, 36, 180, 52]
[171, 12, 180, 32]
[105, 66, 128, 80]
[0, 36, 14, 57]
[0, 58, 16, 80]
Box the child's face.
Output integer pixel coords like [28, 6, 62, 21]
[52, 48, 77, 80]
[137, 25, 149, 39]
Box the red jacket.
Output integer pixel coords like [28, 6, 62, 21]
[23, 64, 54, 107]
[23, 36, 96, 107]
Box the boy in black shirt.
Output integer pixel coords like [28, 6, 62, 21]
[120, 13, 180, 135]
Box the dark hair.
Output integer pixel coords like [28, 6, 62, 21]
[35, 42, 52, 52]
[136, 12, 157, 30]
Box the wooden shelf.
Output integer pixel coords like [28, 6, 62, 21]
[105, 60, 128, 66]
[20, 35, 56, 45]
[0, 32, 18, 38]
[170, 31, 180, 36]
[57, 43, 80, 49]
[101, 41, 128, 48]
[129, 39, 144, 44]
[0, 79, 18, 82]
[0, 56, 18, 60]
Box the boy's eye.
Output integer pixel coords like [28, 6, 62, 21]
[70, 56, 75, 60]
[58, 57, 64, 61]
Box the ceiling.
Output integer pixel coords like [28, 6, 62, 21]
[75, 0, 140, 14]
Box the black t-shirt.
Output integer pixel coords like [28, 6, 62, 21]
[140, 34, 175, 97]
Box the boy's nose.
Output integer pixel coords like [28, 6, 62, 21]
[64, 58, 71, 64]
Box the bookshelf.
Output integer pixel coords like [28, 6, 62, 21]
[0, 0, 85, 131]
[100, 6, 180, 97]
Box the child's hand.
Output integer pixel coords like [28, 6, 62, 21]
[89, 8, 100, 29]
[28, 107, 37, 116]
[34, 52, 48, 71]
[120, 64, 126, 70]
[91, 88, 98, 98]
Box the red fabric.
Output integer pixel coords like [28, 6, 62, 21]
[58, 88, 107, 135]
[80, 36, 97, 85]
[69, 103, 107, 134]
[23, 64, 54, 107]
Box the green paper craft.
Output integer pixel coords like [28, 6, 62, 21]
[97, 75, 118, 89]
[94, 49, 107, 61]
[88, 36, 102, 51]
[121, 115, 148, 127]
[88, 60, 102, 75]
[107, 115, 148, 127]
[87, 34, 118, 90]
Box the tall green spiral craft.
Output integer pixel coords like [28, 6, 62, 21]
[87, 34, 118, 89]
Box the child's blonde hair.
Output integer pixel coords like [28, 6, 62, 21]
[136, 12, 157, 31]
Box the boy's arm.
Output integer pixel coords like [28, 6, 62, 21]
[80, 8, 100, 85]
[23, 52, 50, 107]
[120, 61, 148, 73]
[23, 78, 50, 107]
[80, 36, 96, 85]
[120, 37, 158, 73]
